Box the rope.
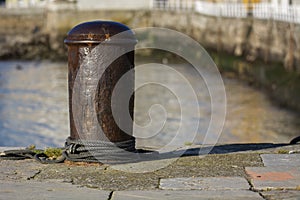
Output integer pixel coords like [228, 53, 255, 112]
[4, 135, 297, 164]
[63, 137, 138, 164]
[0, 149, 36, 160]
[0, 149, 66, 164]
[290, 136, 300, 144]
[0, 137, 137, 164]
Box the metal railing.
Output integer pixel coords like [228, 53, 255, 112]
[195, 1, 248, 18]
[252, 3, 300, 23]
[153, 0, 194, 11]
[153, 0, 300, 24]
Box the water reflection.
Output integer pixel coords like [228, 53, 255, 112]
[0, 61, 298, 148]
[221, 78, 300, 143]
[0, 61, 69, 148]
[135, 63, 300, 148]
[134, 63, 209, 147]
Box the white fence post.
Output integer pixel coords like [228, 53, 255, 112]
[152, 0, 299, 24]
[192, 0, 300, 24]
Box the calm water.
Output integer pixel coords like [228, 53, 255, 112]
[0, 61, 299, 148]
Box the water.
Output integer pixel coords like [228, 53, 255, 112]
[134, 63, 300, 147]
[0, 61, 299, 148]
[0, 61, 69, 147]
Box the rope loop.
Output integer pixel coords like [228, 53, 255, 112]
[63, 137, 138, 164]
[290, 136, 300, 144]
[0, 137, 161, 164]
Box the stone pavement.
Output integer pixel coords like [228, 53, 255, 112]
[246, 154, 300, 199]
[0, 180, 110, 200]
[0, 144, 299, 200]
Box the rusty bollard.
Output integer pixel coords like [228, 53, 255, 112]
[64, 21, 137, 164]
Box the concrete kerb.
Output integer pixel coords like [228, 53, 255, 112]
[0, 144, 300, 199]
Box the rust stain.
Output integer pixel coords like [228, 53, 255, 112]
[64, 160, 103, 166]
[247, 170, 294, 181]
[105, 33, 110, 40]
[87, 32, 94, 40]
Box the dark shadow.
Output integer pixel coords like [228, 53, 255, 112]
[184, 143, 289, 155]
[135, 143, 296, 163]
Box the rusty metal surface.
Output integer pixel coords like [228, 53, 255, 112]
[64, 21, 136, 44]
[65, 21, 136, 143]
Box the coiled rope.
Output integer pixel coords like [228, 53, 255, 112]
[0, 137, 138, 164]
[290, 136, 300, 145]
[62, 137, 138, 164]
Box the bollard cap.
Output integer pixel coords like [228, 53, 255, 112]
[64, 21, 137, 45]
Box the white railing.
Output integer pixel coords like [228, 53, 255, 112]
[253, 3, 300, 24]
[195, 2, 248, 18]
[153, 0, 300, 24]
[153, 0, 194, 11]
[195, 1, 300, 24]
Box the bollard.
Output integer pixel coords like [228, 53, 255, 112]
[64, 21, 137, 163]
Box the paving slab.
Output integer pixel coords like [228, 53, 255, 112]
[0, 160, 44, 181]
[112, 190, 263, 200]
[261, 190, 300, 200]
[261, 154, 300, 167]
[0, 147, 26, 153]
[0, 180, 110, 200]
[110, 157, 178, 173]
[246, 166, 300, 190]
[159, 177, 250, 190]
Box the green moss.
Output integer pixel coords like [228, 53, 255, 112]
[27, 144, 36, 150]
[26, 145, 63, 158]
[136, 49, 186, 64]
[277, 149, 289, 154]
[208, 49, 300, 111]
[44, 148, 63, 158]
[32, 149, 44, 154]
[209, 50, 243, 73]
[184, 141, 193, 146]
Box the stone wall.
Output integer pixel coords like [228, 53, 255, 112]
[0, 8, 152, 60]
[151, 11, 300, 72]
[0, 8, 299, 70]
[0, 9, 48, 59]
[76, 0, 152, 10]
